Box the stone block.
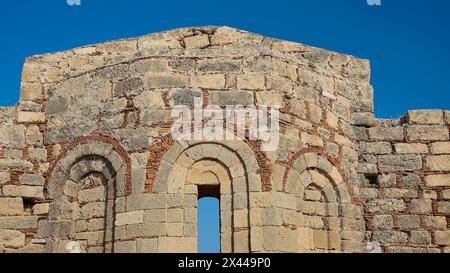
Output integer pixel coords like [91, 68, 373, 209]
[410, 230, 431, 245]
[405, 110, 444, 125]
[0, 198, 23, 216]
[397, 215, 420, 229]
[394, 143, 428, 154]
[435, 231, 450, 246]
[2, 185, 44, 199]
[17, 112, 46, 123]
[372, 230, 408, 244]
[425, 174, 450, 187]
[208, 91, 253, 106]
[137, 238, 158, 253]
[115, 211, 144, 226]
[378, 155, 422, 172]
[33, 203, 49, 215]
[368, 127, 404, 141]
[146, 73, 188, 89]
[0, 216, 39, 229]
[78, 186, 106, 204]
[114, 240, 137, 253]
[359, 142, 392, 155]
[410, 199, 432, 214]
[366, 199, 406, 213]
[425, 155, 450, 171]
[407, 126, 449, 142]
[236, 74, 265, 90]
[191, 74, 225, 89]
[430, 142, 450, 154]
[20, 174, 45, 186]
[0, 229, 25, 248]
[351, 112, 375, 126]
[184, 34, 210, 48]
[372, 215, 393, 230]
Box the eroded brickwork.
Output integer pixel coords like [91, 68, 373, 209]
[0, 26, 448, 253]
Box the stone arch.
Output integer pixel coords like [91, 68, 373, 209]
[283, 152, 361, 253]
[40, 137, 130, 253]
[152, 139, 263, 253]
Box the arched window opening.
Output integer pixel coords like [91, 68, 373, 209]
[198, 185, 220, 253]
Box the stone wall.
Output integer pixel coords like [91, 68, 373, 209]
[0, 26, 448, 253]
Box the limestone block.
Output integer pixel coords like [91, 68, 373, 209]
[115, 211, 144, 226]
[368, 127, 404, 141]
[407, 126, 449, 142]
[184, 34, 210, 48]
[137, 238, 158, 253]
[0, 125, 26, 148]
[405, 110, 444, 125]
[0, 229, 25, 248]
[425, 155, 450, 171]
[430, 142, 450, 154]
[208, 91, 253, 106]
[0, 216, 39, 229]
[378, 155, 422, 172]
[424, 216, 447, 229]
[20, 82, 42, 101]
[197, 59, 241, 72]
[434, 231, 450, 246]
[372, 215, 393, 230]
[351, 112, 375, 126]
[438, 202, 450, 214]
[366, 199, 406, 213]
[384, 188, 417, 198]
[372, 230, 408, 244]
[33, 203, 49, 215]
[146, 73, 188, 89]
[80, 202, 105, 220]
[29, 148, 47, 161]
[236, 74, 265, 90]
[114, 240, 137, 253]
[134, 90, 165, 110]
[2, 185, 44, 199]
[401, 173, 421, 188]
[410, 199, 432, 214]
[410, 230, 432, 245]
[78, 186, 106, 204]
[359, 142, 392, 155]
[397, 215, 420, 229]
[166, 208, 183, 223]
[131, 59, 169, 74]
[17, 112, 46, 123]
[25, 125, 43, 146]
[443, 189, 450, 200]
[127, 194, 166, 211]
[425, 174, 450, 187]
[20, 174, 45, 186]
[0, 198, 24, 216]
[394, 143, 428, 154]
[377, 173, 396, 188]
[191, 74, 225, 89]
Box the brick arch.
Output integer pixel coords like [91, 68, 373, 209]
[282, 149, 352, 202]
[45, 135, 132, 196]
[151, 140, 264, 253]
[146, 134, 272, 193]
[283, 151, 364, 252]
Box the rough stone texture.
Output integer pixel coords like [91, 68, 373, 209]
[0, 26, 448, 253]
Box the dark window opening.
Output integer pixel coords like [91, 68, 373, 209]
[197, 185, 220, 253]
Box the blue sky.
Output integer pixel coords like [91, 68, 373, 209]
[0, 0, 449, 252]
[0, 1, 449, 117]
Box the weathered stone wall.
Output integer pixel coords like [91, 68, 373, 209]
[355, 110, 450, 253]
[0, 26, 448, 253]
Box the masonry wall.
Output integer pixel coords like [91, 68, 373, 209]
[0, 26, 448, 253]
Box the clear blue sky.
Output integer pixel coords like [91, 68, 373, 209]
[0, 0, 449, 252]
